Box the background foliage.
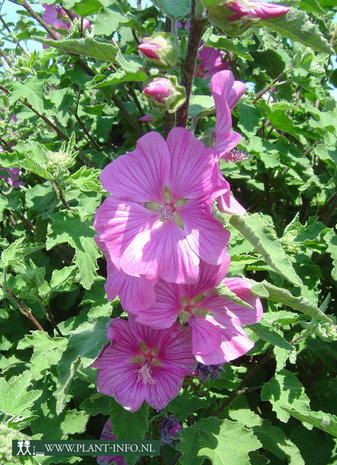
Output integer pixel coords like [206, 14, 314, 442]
[0, 0, 337, 463]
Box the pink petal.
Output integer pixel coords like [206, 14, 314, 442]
[228, 81, 246, 110]
[158, 324, 195, 373]
[105, 319, 139, 351]
[214, 131, 242, 158]
[100, 132, 170, 203]
[93, 345, 147, 411]
[223, 277, 263, 325]
[179, 197, 230, 265]
[145, 366, 186, 410]
[121, 219, 200, 284]
[133, 280, 181, 329]
[96, 236, 156, 310]
[189, 316, 222, 355]
[217, 193, 247, 216]
[166, 127, 219, 201]
[196, 320, 254, 364]
[106, 263, 157, 311]
[211, 70, 246, 111]
[182, 257, 231, 299]
[94, 197, 157, 271]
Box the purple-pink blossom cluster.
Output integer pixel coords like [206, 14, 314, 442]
[93, 70, 263, 413]
[42, 4, 90, 44]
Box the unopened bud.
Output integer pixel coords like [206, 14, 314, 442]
[143, 76, 186, 113]
[205, 0, 289, 36]
[138, 32, 179, 70]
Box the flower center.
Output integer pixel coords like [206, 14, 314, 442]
[178, 295, 208, 324]
[158, 203, 174, 222]
[130, 342, 162, 384]
[137, 361, 156, 384]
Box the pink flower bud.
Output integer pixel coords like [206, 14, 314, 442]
[227, 1, 289, 20]
[138, 42, 161, 60]
[139, 113, 153, 122]
[144, 78, 171, 103]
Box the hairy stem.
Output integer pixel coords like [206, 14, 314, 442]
[213, 349, 273, 416]
[253, 66, 293, 104]
[175, 0, 204, 127]
[0, 284, 46, 332]
[52, 181, 71, 210]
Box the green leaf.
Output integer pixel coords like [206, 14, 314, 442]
[30, 399, 89, 439]
[261, 8, 334, 55]
[281, 406, 337, 437]
[250, 321, 293, 350]
[229, 214, 303, 287]
[92, 70, 147, 88]
[165, 391, 209, 421]
[325, 230, 337, 281]
[110, 399, 149, 440]
[0, 372, 42, 416]
[205, 35, 253, 61]
[237, 104, 261, 137]
[230, 407, 304, 465]
[115, 51, 144, 73]
[250, 280, 331, 323]
[17, 331, 67, 381]
[189, 95, 214, 119]
[215, 283, 253, 309]
[80, 393, 110, 416]
[0, 194, 8, 221]
[50, 265, 77, 291]
[9, 78, 44, 113]
[56, 317, 109, 414]
[177, 417, 261, 465]
[33, 37, 118, 63]
[69, 167, 102, 192]
[46, 208, 100, 289]
[151, 0, 191, 19]
[72, 0, 103, 16]
[1, 237, 45, 268]
[94, 3, 142, 36]
[261, 369, 311, 423]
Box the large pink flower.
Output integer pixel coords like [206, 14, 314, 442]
[132, 260, 263, 364]
[92, 316, 195, 412]
[94, 128, 230, 285]
[97, 420, 126, 465]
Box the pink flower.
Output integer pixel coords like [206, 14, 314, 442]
[92, 316, 195, 412]
[227, 1, 289, 21]
[139, 113, 153, 122]
[94, 128, 230, 285]
[132, 260, 263, 364]
[97, 420, 126, 465]
[144, 78, 171, 103]
[43, 4, 68, 30]
[42, 4, 91, 31]
[195, 46, 230, 79]
[0, 166, 24, 188]
[96, 237, 157, 311]
[210, 70, 247, 214]
[138, 42, 161, 59]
